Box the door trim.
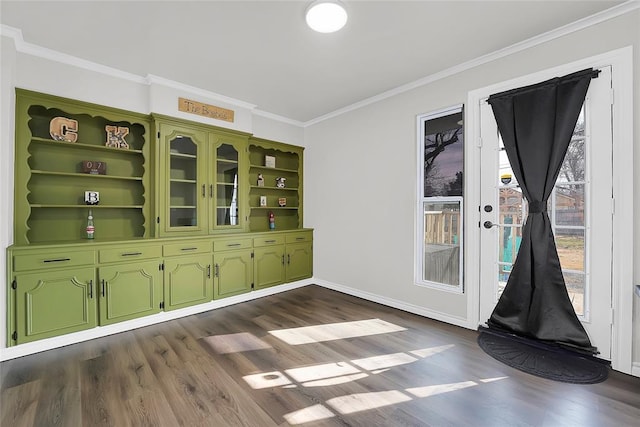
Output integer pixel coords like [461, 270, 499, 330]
[466, 46, 633, 374]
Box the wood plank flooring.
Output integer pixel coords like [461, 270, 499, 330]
[2, 285, 640, 426]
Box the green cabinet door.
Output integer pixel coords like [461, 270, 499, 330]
[15, 267, 97, 344]
[286, 242, 313, 282]
[209, 132, 248, 232]
[214, 249, 253, 298]
[163, 254, 212, 310]
[157, 121, 209, 237]
[254, 245, 285, 289]
[98, 260, 162, 325]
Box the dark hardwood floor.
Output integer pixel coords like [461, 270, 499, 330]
[2, 285, 639, 426]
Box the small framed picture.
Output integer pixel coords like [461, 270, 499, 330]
[257, 174, 265, 186]
[84, 191, 100, 205]
[265, 155, 276, 168]
[81, 160, 107, 175]
[260, 196, 267, 207]
[278, 197, 287, 207]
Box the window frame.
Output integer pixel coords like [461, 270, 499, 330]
[416, 104, 464, 293]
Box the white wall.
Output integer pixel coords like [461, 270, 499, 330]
[305, 10, 640, 369]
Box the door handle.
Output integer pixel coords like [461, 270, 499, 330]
[483, 221, 501, 229]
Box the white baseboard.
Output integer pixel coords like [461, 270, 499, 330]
[313, 279, 474, 330]
[632, 363, 640, 378]
[0, 279, 313, 362]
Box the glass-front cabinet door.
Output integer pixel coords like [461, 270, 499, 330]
[158, 122, 208, 236]
[209, 133, 247, 232]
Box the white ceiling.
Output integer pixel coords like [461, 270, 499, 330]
[0, 1, 625, 123]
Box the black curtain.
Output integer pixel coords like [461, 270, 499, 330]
[486, 68, 598, 354]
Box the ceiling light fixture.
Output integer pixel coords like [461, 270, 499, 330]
[305, 0, 348, 33]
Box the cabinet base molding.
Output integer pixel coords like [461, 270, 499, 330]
[1, 279, 313, 362]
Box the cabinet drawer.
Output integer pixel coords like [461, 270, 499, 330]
[13, 250, 96, 271]
[99, 246, 162, 263]
[253, 235, 286, 247]
[163, 241, 211, 257]
[213, 238, 253, 251]
[286, 231, 313, 244]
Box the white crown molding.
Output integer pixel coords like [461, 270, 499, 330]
[252, 108, 305, 127]
[146, 74, 257, 110]
[303, 0, 640, 127]
[0, 25, 257, 114]
[1, 24, 147, 85]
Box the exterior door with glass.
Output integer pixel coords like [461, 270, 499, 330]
[478, 67, 613, 359]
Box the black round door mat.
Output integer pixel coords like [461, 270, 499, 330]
[477, 331, 609, 384]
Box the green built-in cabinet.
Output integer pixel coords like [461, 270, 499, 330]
[13, 89, 151, 245]
[8, 231, 312, 345]
[154, 115, 250, 236]
[14, 266, 97, 344]
[253, 230, 312, 289]
[248, 137, 303, 231]
[98, 260, 163, 326]
[8, 90, 312, 347]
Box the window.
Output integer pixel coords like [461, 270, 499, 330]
[416, 105, 464, 292]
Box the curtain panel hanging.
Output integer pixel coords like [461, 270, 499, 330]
[486, 68, 599, 354]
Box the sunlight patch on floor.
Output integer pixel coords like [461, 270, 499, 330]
[201, 332, 271, 354]
[351, 352, 418, 371]
[283, 404, 335, 425]
[283, 376, 511, 422]
[243, 343, 461, 391]
[269, 319, 406, 345]
[406, 381, 478, 398]
[410, 344, 455, 358]
[243, 371, 291, 389]
[302, 373, 369, 388]
[480, 376, 508, 383]
[286, 362, 361, 383]
[326, 390, 412, 415]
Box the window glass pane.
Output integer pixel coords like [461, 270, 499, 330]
[557, 139, 585, 183]
[499, 225, 521, 264]
[423, 200, 461, 286]
[555, 228, 585, 272]
[563, 271, 585, 316]
[423, 112, 464, 197]
[555, 184, 585, 227]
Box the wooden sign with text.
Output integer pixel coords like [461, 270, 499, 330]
[178, 97, 235, 123]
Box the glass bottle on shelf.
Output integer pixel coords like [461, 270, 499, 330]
[86, 209, 95, 239]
